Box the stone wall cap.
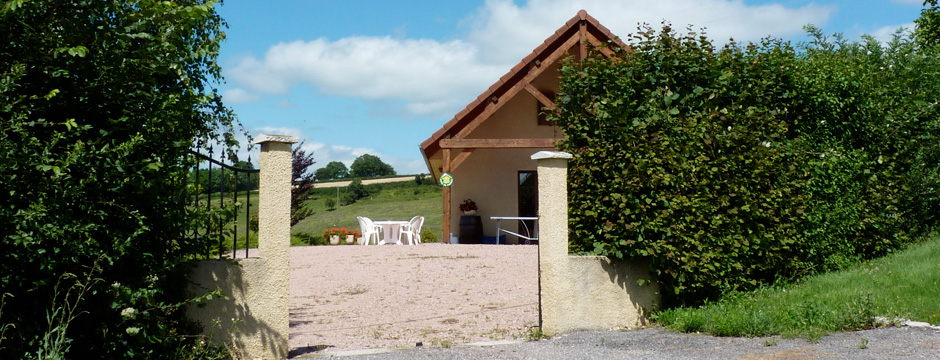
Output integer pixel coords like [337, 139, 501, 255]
[253, 134, 299, 144]
[531, 151, 573, 160]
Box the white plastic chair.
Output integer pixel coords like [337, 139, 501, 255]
[399, 216, 424, 245]
[357, 216, 382, 245]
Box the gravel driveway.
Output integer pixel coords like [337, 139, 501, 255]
[289, 244, 539, 353]
[288, 244, 940, 359]
[309, 326, 940, 359]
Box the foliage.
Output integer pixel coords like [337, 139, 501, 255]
[315, 161, 348, 181]
[655, 234, 940, 338]
[552, 23, 940, 304]
[916, 0, 940, 47]
[459, 199, 477, 212]
[291, 141, 317, 226]
[324, 197, 337, 211]
[420, 227, 438, 243]
[190, 160, 258, 195]
[0, 0, 238, 358]
[350, 154, 396, 178]
[343, 178, 369, 205]
[293, 232, 328, 246]
[415, 174, 434, 185]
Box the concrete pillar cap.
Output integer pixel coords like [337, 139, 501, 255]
[531, 151, 573, 160]
[253, 134, 299, 144]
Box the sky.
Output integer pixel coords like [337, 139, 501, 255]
[216, 0, 926, 175]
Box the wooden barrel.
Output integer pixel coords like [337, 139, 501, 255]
[458, 215, 483, 244]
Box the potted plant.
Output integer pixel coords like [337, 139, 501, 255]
[346, 229, 360, 245]
[323, 227, 344, 245]
[459, 198, 478, 215]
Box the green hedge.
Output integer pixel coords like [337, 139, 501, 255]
[553, 25, 940, 305]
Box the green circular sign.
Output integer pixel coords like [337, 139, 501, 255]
[439, 173, 454, 187]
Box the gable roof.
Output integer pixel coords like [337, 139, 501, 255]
[419, 10, 627, 169]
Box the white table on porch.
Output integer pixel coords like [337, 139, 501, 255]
[373, 220, 409, 245]
[491, 216, 539, 244]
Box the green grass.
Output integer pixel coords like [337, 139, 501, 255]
[655, 234, 940, 340]
[197, 179, 441, 249]
[291, 181, 443, 244]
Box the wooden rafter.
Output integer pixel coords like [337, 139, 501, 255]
[586, 35, 617, 58]
[454, 34, 582, 139]
[450, 149, 473, 170]
[525, 83, 557, 110]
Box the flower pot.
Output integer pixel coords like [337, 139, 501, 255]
[462, 210, 477, 215]
[345, 235, 355, 245]
[329, 235, 340, 245]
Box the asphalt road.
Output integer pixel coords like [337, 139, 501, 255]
[298, 326, 940, 359]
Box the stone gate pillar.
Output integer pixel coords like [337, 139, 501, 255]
[187, 134, 297, 360]
[533, 150, 660, 337]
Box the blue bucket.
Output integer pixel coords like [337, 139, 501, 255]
[482, 235, 507, 244]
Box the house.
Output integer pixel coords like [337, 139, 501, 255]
[420, 10, 627, 243]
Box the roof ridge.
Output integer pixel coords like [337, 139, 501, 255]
[420, 10, 624, 154]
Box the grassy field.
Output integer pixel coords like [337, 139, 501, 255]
[197, 178, 442, 249]
[292, 180, 443, 244]
[655, 234, 940, 341]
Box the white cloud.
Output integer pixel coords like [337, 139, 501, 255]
[227, 0, 834, 118]
[221, 88, 259, 104]
[464, 0, 834, 64]
[870, 22, 916, 44]
[228, 37, 505, 117]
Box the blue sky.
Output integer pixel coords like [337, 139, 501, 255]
[216, 0, 925, 175]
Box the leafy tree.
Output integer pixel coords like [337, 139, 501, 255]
[0, 0, 237, 358]
[916, 0, 940, 47]
[343, 178, 369, 205]
[191, 160, 258, 194]
[291, 142, 316, 226]
[350, 154, 396, 178]
[314, 161, 348, 181]
[553, 23, 940, 305]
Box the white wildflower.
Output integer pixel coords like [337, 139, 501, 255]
[111, 282, 121, 289]
[125, 327, 140, 336]
[762, 141, 771, 148]
[121, 307, 137, 319]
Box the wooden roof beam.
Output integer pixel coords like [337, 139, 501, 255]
[524, 83, 557, 110]
[440, 138, 556, 149]
[453, 35, 581, 139]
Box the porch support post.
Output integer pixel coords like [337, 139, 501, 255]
[442, 148, 452, 243]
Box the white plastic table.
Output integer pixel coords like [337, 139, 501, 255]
[373, 220, 409, 245]
[490, 216, 539, 244]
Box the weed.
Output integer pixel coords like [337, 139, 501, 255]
[0, 293, 13, 351]
[859, 338, 868, 349]
[526, 326, 544, 341]
[29, 258, 103, 359]
[763, 338, 777, 347]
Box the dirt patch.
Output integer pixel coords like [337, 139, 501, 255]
[289, 244, 539, 352]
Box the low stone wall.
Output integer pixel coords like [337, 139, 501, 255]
[533, 151, 660, 336]
[187, 259, 287, 358]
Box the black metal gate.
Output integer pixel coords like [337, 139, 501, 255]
[189, 148, 260, 259]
